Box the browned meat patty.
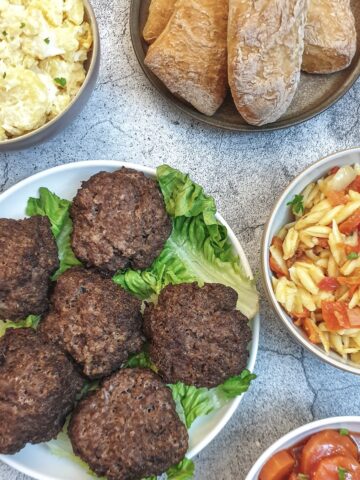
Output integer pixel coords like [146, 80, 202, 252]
[0, 328, 83, 454]
[0, 216, 59, 321]
[144, 283, 252, 388]
[39, 268, 144, 379]
[68, 368, 188, 480]
[70, 168, 172, 274]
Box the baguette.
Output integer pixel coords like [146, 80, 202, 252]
[228, 0, 307, 126]
[143, 0, 176, 44]
[303, 0, 357, 74]
[145, 0, 228, 117]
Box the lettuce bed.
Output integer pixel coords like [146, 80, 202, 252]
[0, 165, 259, 480]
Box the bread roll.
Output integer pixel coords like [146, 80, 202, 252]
[228, 0, 307, 126]
[303, 0, 357, 74]
[145, 0, 228, 117]
[143, 0, 176, 44]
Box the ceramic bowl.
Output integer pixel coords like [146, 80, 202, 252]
[0, 0, 100, 152]
[262, 147, 360, 375]
[246, 416, 360, 479]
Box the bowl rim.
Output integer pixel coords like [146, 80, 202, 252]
[245, 415, 360, 479]
[0, 160, 260, 479]
[0, 0, 100, 146]
[262, 146, 360, 375]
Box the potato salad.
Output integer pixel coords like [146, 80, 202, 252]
[0, 0, 92, 140]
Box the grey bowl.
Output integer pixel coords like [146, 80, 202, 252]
[0, 0, 100, 152]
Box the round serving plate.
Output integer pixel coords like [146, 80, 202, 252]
[130, 0, 360, 132]
[0, 160, 260, 480]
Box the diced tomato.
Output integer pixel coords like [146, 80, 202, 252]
[348, 175, 360, 193]
[288, 475, 297, 480]
[348, 308, 360, 327]
[339, 209, 360, 235]
[300, 430, 358, 475]
[321, 301, 350, 330]
[318, 277, 339, 292]
[272, 236, 284, 251]
[345, 244, 360, 255]
[316, 238, 329, 249]
[312, 455, 360, 480]
[329, 166, 340, 176]
[259, 450, 295, 480]
[327, 190, 349, 207]
[303, 317, 321, 344]
[270, 255, 286, 277]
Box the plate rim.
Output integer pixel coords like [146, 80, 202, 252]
[130, 0, 360, 132]
[0, 160, 260, 480]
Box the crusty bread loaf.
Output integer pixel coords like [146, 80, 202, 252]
[302, 0, 357, 74]
[145, 0, 228, 117]
[228, 0, 307, 126]
[143, 0, 176, 44]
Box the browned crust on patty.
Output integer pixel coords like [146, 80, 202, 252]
[70, 168, 172, 274]
[68, 368, 188, 480]
[39, 267, 144, 379]
[144, 282, 252, 388]
[0, 216, 59, 320]
[0, 328, 83, 454]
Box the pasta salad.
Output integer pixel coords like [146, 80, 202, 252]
[270, 164, 360, 364]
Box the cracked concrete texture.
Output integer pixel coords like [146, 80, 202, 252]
[2, 0, 360, 479]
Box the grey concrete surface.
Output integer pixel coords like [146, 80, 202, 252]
[1, 1, 360, 479]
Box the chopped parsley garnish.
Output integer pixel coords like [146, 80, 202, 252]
[54, 77, 67, 88]
[298, 475, 309, 480]
[44, 37, 50, 44]
[347, 252, 359, 260]
[2, 30, 7, 36]
[338, 467, 348, 480]
[2, 72, 6, 79]
[287, 194, 305, 216]
[20, 22, 25, 28]
[340, 428, 349, 436]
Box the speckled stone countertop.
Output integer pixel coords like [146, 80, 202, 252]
[1, 1, 360, 479]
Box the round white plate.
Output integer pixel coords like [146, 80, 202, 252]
[0, 161, 260, 480]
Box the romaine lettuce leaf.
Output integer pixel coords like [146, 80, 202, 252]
[0, 315, 40, 337]
[114, 165, 258, 319]
[169, 370, 256, 429]
[126, 350, 256, 429]
[26, 187, 81, 279]
[167, 458, 195, 479]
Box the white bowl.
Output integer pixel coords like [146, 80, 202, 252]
[0, 160, 260, 480]
[246, 416, 360, 479]
[262, 147, 360, 375]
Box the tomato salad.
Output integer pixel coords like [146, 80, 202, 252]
[270, 164, 360, 363]
[260, 429, 360, 480]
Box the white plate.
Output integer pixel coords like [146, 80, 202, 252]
[0, 160, 260, 480]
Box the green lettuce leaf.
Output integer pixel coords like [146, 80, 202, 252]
[114, 165, 258, 319]
[167, 458, 194, 479]
[170, 370, 256, 429]
[123, 350, 157, 371]
[0, 315, 40, 337]
[26, 187, 81, 279]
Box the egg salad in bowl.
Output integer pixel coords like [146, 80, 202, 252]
[0, 0, 93, 140]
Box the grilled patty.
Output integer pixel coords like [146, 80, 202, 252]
[70, 168, 172, 274]
[39, 267, 144, 379]
[0, 216, 59, 320]
[69, 368, 188, 480]
[0, 328, 83, 454]
[144, 282, 252, 388]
